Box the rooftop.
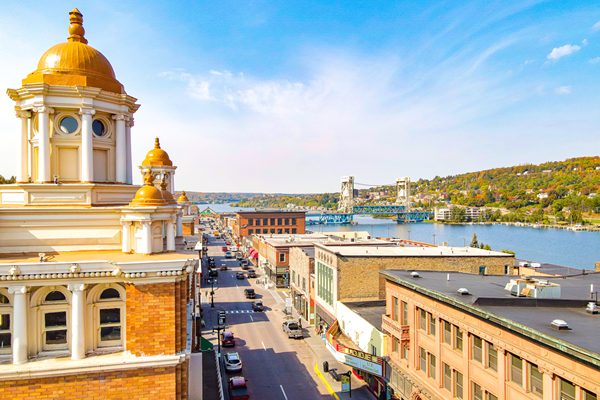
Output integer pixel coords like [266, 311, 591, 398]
[342, 300, 386, 331]
[237, 209, 306, 215]
[381, 269, 600, 360]
[0, 249, 198, 265]
[515, 258, 585, 276]
[317, 244, 513, 258]
[258, 233, 389, 248]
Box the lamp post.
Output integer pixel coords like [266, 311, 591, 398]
[387, 227, 390, 239]
[407, 231, 411, 241]
[463, 238, 466, 247]
[432, 234, 436, 245]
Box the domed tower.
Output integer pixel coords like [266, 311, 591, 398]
[7, 8, 140, 185]
[140, 137, 177, 194]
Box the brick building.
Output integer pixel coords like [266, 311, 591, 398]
[380, 270, 600, 400]
[236, 210, 306, 239]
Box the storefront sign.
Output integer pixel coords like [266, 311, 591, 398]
[325, 341, 383, 376]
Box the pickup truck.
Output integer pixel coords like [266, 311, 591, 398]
[282, 321, 303, 339]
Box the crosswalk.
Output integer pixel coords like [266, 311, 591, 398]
[223, 310, 270, 314]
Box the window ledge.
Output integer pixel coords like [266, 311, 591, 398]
[0, 351, 187, 381]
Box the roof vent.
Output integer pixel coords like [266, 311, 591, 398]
[551, 319, 569, 330]
[586, 302, 598, 314]
[457, 288, 469, 295]
[410, 271, 420, 278]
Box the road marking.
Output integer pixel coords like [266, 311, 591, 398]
[249, 315, 253, 321]
[270, 289, 284, 304]
[280, 385, 288, 400]
[314, 364, 341, 400]
[283, 291, 289, 297]
[236, 285, 238, 288]
[262, 342, 267, 351]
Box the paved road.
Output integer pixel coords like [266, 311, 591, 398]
[199, 222, 334, 400]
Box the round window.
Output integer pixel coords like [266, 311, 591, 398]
[92, 120, 106, 137]
[59, 117, 78, 134]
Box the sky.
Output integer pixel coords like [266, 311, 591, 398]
[0, 1, 599, 193]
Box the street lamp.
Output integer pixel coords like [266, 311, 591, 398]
[387, 227, 390, 238]
[407, 231, 411, 241]
[463, 238, 466, 247]
[432, 234, 436, 245]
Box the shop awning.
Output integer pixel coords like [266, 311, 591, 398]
[249, 249, 258, 258]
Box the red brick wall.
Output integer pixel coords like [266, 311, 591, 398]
[126, 283, 176, 356]
[0, 366, 177, 399]
[182, 222, 194, 236]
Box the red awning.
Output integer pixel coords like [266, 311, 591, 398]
[249, 249, 258, 258]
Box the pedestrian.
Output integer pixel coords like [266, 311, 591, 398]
[298, 317, 302, 329]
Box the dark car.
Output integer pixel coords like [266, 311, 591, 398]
[244, 288, 255, 299]
[209, 269, 219, 277]
[252, 301, 263, 311]
[236, 272, 244, 280]
[221, 331, 235, 347]
[220, 264, 228, 271]
[247, 269, 257, 278]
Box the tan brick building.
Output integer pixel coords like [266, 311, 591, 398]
[236, 210, 306, 239]
[380, 270, 600, 400]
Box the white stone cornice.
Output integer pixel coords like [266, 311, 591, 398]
[112, 113, 127, 121]
[33, 106, 54, 114]
[7, 286, 29, 295]
[79, 108, 96, 116]
[14, 110, 31, 119]
[67, 283, 87, 292]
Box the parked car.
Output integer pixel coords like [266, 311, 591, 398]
[282, 321, 303, 339]
[221, 331, 235, 347]
[209, 269, 218, 277]
[241, 262, 249, 270]
[228, 377, 249, 400]
[220, 263, 228, 271]
[225, 251, 233, 259]
[226, 241, 231, 245]
[244, 288, 255, 299]
[235, 253, 243, 260]
[236, 272, 244, 280]
[224, 352, 243, 372]
[247, 269, 257, 278]
[240, 259, 248, 266]
[222, 246, 228, 252]
[252, 301, 263, 311]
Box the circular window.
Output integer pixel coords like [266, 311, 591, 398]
[92, 120, 106, 137]
[59, 117, 78, 134]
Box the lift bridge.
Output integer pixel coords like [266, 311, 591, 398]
[306, 176, 433, 225]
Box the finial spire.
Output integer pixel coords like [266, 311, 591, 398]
[160, 176, 168, 191]
[143, 170, 154, 186]
[68, 8, 88, 44]
[155, 137, 161, 149]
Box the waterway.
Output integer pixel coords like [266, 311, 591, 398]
[198, 204, 599, 271]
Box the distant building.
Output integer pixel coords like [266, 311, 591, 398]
[235, 210, 306, 239]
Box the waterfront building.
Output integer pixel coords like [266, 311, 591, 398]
[235, 210, 306, 239]
[381, 270, 600, 400]
[0, 9, 198, 399]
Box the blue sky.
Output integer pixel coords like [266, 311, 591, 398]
[1, 1, 599, 192]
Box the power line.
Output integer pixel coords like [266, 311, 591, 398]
[354, 182, 393, 187]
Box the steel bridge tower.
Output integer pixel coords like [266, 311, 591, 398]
[339, 176, 355, 213]
[396, 177, 411, 212]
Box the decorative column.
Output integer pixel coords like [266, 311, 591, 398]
[79, 108, 95, 182]
[113, 113, 127, 183]
[166, 219, 176, 252]
[15, 111, 31, 183]
[176, 211, 183, 237]
[122, 221, 132, 253]
[8, 286, 29, 365]
[539, 367, 554, 400]
[125, 117, 133, 184]
[68, 283, 87, 360]
[495, 346, 506, 400]
[34, 106, 54, 183]
[142, 221, 152, 254]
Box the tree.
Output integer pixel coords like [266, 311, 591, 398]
[470, 233, 479, 248]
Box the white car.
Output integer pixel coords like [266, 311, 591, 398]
[224, 352, 242, 372]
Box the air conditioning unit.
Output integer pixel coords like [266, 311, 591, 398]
[457, 288, 469, 295]
[411, 271, 420, 278]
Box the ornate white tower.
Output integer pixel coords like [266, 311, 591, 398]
[339, 175, 355, 213]
[396, 177, 411, 211]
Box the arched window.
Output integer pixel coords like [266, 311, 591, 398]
[0, 292, 11, 354]
[98, 288, 122, 346]
[31, 286, 71, 353]
[86, 284, 125, 350]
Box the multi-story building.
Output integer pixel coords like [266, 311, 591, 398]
[236, 210, 306, 239]
[0, 9, 199, 399]
[381, 270, 600, 400]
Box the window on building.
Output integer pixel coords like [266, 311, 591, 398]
[248, 229, 254, 235]
[419, 309, 427, 331]
[443, 321, 452, 345]
[285, 218, 290, 226]
[256, 219, 261, 226]
[278, 218, 282, 225]
[292, 228, 297, 234]
[473, 382, 483, 400]
[393, 338, 399, 353]
[583, 389, 597, 400]
[428, 353, 436, 379]
[302, 278, 306, 291]
[317, 262, 333, 306]
[443, 363, 452, 391]
[292, 218, 297, 225]
[455, 327, 463, 352]
[401, 344, 408, 360]
[371, 344, 377, 356]
[510, 354, 523, 385]
[270, 229, 275, 234]
[530, 364, 543, 398]
[263, 229, 268, 234]
[419, 347, 426, 372]
[487, 393, 498, 400]
[292, 270, 296, 285]
[263, 218, 268, 226]
[277, 229, 282, 234]
[0, 293, 11, 354]
[270, 218, 275, 226]
[472, 335, 483, 363]
[487, 343, 497, 371]
[429, 314, 436, 337]
[279, 253, 286, 263]
[285, 228, 290, 234]
[402, 301, 408, 325]
[560, 379, 576, 400]
[455, 371, 463, 399]
[392, 297, 399, 321]
[248, 219, 253, 226]
[42, 290, 69, 351]
[95, 287, 124, 348]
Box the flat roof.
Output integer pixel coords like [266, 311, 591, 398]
[515, 258, 585, 276]
[259, 234, 390, 248]
[236, 210, 306, 215]
[342, 300, 386, 331]
[317, 244, 512, 258]
[0, 249, 198, 264]
[300, 248, 316, 258]
[381, 269, 600, 360]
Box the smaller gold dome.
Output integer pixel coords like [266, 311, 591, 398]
[130, 171, 168, 207]
[142, 137, 173, 166]
[160, 178, 178, 205]
[177, 190, 190, 203]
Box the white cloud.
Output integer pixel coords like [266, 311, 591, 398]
[554, 86, 572, 95]
[524, 59, 535, 65]
[582, 39, 588, 46]
[590, 57, 600, 64]
[547, 44, 581, 61]
[593, 21, 600, 31]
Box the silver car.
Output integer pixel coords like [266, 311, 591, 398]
[224, 352, 242, 372]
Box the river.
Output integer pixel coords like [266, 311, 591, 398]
[197, 204, 599, 271]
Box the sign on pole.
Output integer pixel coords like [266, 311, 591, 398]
[341, 374, 350, 393]
[285, 297, 293, 308]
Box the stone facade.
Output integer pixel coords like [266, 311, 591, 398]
[289, 247, 315, 322]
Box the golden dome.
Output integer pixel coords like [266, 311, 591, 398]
[142, 138, 173, 166]
[177, 191, 190, 203]
[22, 9, 125, 94]
[160, 178, 178, 205]
[130, 171, 168, 207]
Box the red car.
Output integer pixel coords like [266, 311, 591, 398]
[221, 331, 235, 347]
[226, 241, 231, 245]
[229, 377, 249, 400]
[222, 246, 228, 252]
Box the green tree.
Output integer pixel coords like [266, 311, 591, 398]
[470, 233, 479, 248]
